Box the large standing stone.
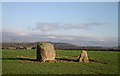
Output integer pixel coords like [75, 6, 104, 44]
[36, 42, 56, 62]
[76, 50, 89, 62]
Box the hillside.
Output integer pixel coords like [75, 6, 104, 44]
[1, 42, 119, 51]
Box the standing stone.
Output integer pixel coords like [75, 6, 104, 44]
[37, 42, 56, 62]
[76, 50, 89, 62]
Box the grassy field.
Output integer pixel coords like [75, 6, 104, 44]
[2, 49, 119, 74]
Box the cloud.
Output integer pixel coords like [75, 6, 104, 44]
[1, 30, 118, 47]
[33, 22, 106, 32]
[60, 37, 73, 40]
[67, 22, 105, 29]
[47, 36, 56, 39]
[35, 22, 61, 32]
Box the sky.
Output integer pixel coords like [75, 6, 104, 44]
[1, 0, 119, 2]
[1, 2, 119, 47]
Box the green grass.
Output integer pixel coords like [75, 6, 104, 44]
[2, 49, 119, 74]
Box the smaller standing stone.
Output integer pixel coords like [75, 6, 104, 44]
[76, 50, 89, 62]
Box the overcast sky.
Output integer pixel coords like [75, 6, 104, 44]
[1, 2, 118, 47]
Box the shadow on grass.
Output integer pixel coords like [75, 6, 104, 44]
[2, 58, 37, 62]
[55, 58, 76, 62]
[2, 57, 76, 62]
[2, 57, 108, 64]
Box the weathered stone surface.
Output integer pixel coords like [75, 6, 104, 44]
[76, 50, 89, 62]
[36, 42, 56, 62]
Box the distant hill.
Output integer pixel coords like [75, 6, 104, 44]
[50, 42, 81, 50]
[1, 42, 119, 51]
[1, 42, 80, 50]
